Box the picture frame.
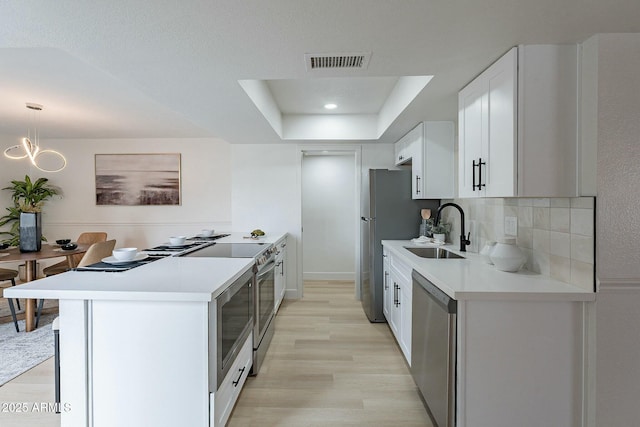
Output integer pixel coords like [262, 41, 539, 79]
[95, 153, 181, 206]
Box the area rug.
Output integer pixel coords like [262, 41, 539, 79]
[0, 313, 56, 386]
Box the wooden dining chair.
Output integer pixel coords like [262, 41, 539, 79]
[35, 239, 116, 328]
[76, 239, 116, 268]
[0, 268, 20, 332]
[43, 232, 108, 276]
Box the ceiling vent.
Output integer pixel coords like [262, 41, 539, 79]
[305, 52, 371, 71]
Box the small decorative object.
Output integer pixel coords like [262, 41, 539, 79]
[251, 229, 265, 238]
[419, 209, 431, 237]
[201, 229, 214, 237]
[419, 219, 429, 237]
[61, 243, 78, 251]
[95, 153, 181, 206]
[112, 248, 138, 261]
[480, 241, 497, 264]
[427, 219, 451, 242]
[169, 236, 186, 246]
[19, 212, 42, 252]
[490, 237, 527, 272]
[56, 239, 71, 245]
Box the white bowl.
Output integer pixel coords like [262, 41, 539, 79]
[201, 229, 214, 237]
[169, 236, 186, 246]
[112, 248, 138, 261]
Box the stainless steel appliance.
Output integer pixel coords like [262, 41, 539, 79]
[212, 267, 254, 389]
[360, 169, 438, 322]
[184, 242, 277, 376]
[411, 270, 457, 427]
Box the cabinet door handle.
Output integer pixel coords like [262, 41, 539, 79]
[472, 158, 486, 191]
[232, 367, 246, 387]
[393, 283, 399, 307]
[384, 271, 389, 290]
[472, 159, 477, 191]
[415, 175, 421, 194]
[477, 157, 486, 190]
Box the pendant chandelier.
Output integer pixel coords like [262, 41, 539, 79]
[4, 103, 67, 173]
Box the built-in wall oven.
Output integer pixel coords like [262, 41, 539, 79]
[185, 242, 277, 378]
[212, 266, 254, 389]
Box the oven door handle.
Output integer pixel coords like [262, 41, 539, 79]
[257, 260, 277, 278]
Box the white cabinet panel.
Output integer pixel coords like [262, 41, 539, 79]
[458, 45, 579, 198]
[395, 121, 455, 199]
[387, 253, 412, 365]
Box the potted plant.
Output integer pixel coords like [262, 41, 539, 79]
[426, 219, 451, 242]
[0, 175, 60, 251]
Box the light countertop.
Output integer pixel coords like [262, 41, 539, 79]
[4, 257, 255, 302]
[213, 232, 287, 244]
[382, 240, 595, 302]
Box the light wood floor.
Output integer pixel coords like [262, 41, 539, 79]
[228, 280, 431, 427]
[0, 358, 59, 427]
[0, 280, 431, 426]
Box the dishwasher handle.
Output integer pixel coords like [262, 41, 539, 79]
[412, 270, 457, 314]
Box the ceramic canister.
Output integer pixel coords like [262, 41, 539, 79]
[480, 241, 496, 264]
[489, 237, 527, 272]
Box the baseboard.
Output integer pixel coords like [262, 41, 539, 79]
[303, 272, 355, 281]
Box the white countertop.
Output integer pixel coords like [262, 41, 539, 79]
[4, 257, 255, 302]
[213, 232, 287, 244]
[382, 240, 595, 302]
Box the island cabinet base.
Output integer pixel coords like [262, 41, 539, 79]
[211, 334, 253, 427]
[456, 299, 592, 427]
[59, 299, 211, 427]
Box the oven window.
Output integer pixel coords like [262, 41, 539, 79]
[220, 281, 252, 369]
[257, 268, 275, 332]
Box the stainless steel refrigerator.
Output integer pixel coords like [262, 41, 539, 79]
[360, 169, 439, 322]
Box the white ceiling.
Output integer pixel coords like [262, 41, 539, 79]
[1, 0, 640, 145]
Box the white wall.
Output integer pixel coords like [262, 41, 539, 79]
[587, 33, 640, 427]
[231, 143, 395, 298]
[0, 137, 232, 269]
[302, 154, 356, 280]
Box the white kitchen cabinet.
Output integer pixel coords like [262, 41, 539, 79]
[382, 249, 391, 320]
[457, 299, 589, 427]
[395, 121, 455, 199]
[394, 132, 412, 165]
[458, 45, 579, 198]
[385, 252, 412, 365]
[274, 236, 287, 313]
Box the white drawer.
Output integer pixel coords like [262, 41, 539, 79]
[390, 252, 412, 283]
[211, 335, 253, 427]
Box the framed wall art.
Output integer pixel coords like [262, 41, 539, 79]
[95, 153, 181, 206]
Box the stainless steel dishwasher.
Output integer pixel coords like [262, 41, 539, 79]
[411, 270, 457, 427]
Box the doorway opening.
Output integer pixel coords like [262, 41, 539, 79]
[300, 148, 360, 298]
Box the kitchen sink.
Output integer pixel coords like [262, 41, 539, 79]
[404, 247, 465, 259]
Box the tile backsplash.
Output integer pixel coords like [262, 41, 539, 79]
[440, 197, 595, 291]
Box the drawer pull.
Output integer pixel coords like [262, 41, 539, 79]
[232, 367, 246, 387]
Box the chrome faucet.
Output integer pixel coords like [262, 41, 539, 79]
[435, 202, 471, 252]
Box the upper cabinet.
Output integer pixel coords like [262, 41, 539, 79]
[394, 121, 455, 199]
[458, 45, 579, 198]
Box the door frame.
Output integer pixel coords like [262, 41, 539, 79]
[296, 145, 362, 299]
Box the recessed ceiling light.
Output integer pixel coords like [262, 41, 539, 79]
[324, 103, 337, 110]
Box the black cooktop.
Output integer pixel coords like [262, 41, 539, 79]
[183, 242, 269, 258]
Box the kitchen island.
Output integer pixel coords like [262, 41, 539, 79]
[5, 255, 255, 427]
[382, 240, 595, 427]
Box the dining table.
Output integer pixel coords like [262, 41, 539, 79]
[0, 243, 90, 332]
